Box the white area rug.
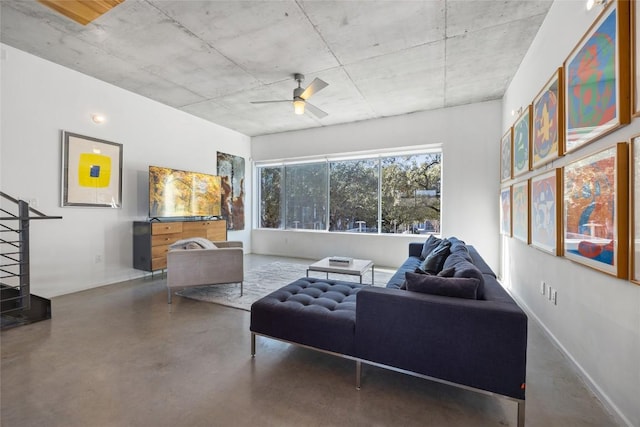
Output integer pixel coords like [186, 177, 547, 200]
[176, 261, 394, 312]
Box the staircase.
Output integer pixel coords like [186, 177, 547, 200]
[1, 192, 61, 330]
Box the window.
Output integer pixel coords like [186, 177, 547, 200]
[284, 163, 327, 230]
[256, 149, 441, 234]
[329, 159, 378, 232]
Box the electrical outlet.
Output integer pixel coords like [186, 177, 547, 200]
[547, 286, 553, 301]
[551, 289, 557, 305]
[540, 281, 546, 295]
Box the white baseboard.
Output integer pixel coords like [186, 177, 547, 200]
[512, 294, 633, 427]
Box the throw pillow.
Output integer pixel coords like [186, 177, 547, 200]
[437, 267, 455, 277]
[420, 239, 451, 274]
[169, 237, 218, 250]
[451, 260, 485, 299]
[420, 235, 442, 259]
[404, 272, 479, 299]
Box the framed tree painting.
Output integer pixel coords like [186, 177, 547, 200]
[563, 143, 629, 278]
[500, 128, 513, 182]
[532, 68, 563, 168]
[61, 131, 123, 208]
[513, 106, 532, 177]
[531, 169, 562, 255]
[217, 151, 245, 230]
[512, 180, 529, 243]
[631, 135, 640, 284]
[500, 187, 512, 236]
[564, 0, 630, 153]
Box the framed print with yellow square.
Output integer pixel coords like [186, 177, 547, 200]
[61, 131, 123, 208]
[533, 68, 564, 168]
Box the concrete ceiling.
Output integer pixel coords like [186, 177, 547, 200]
[0, 0, 552, 137]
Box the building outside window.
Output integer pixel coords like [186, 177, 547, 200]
[257, 149, 441, 234]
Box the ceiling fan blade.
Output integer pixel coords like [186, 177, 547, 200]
[300, 78, 328, 100]
[304, 102, 328, 119]
[250, 100, 291, 104]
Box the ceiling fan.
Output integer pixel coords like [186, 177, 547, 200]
[251, 73, 329, 118]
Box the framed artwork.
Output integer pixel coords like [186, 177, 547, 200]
[512, 180, 529, 243]
[631, 136, 640, 284]
[513, 105, 532, 177]
[500, 128, 513, 182]
[532, 68, 564, 168]
[563, 143, 629, 278]
[632, 0, 640, 117]
[217, 151, 245, 230]
[564, 0, 630, 153]
[500, 187, 512, 236]
[531, 169, 562, 255]
[61, 131, 123, 208]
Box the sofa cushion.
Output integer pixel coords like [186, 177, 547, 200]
[420, 235, 442, 259]
[451, 259, 485, 300]
[437, 267, 456, 277]
[404, 272, 479, 299]
[420, 239, 451, 273]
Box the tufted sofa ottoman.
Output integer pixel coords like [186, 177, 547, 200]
[250, 277, 368, 356]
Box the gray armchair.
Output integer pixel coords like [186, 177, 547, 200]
[166, 241, 244, 304]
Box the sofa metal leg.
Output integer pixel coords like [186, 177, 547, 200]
[167, 288, 172, 304]
[356, 360, 361, 390]
[517, 400, 525, 427]
[241, 281, 243, 297]
[251, 333, 256, 357]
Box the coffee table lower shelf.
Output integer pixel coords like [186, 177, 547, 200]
[306, 257, 374, 284]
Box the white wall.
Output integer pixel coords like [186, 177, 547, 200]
[251, 100, 502, 269]
[503, 2, 640, 426]
[0, 44, 252, 298]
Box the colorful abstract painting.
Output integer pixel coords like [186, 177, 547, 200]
[500, 129, 512, 182]
[217, 152, 245, 230]
[61, 131, 122, 208]
[565, 5, 619, 152]
[512, 181, 529, 243]
[563, 145, 625, 276]
[531, 169, 560, 254]
[533, 69, 562, 168]
[513, 106, 531, 177]
[500, 187, 511, 236]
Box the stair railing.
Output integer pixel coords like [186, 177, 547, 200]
[0, 191, 61, 316]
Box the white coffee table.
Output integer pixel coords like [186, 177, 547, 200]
[306, 257, 374, 284]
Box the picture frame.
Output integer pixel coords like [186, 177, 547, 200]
[564, 0, 630, 153]
[632, 0, 640, 117]
[532, 68, 564, 168]
[512, 180, 529, 243]
[631, 135, 640, 284]
[61, 131, 123, 208]
[563, 143, 629, 278]
[513, 105, 532, 177]
[500, 187, 512, 237]
[531, 169, 562, 255]
[500, 128, 513, 182]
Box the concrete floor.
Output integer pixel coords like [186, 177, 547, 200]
[1, 255, 618, 427]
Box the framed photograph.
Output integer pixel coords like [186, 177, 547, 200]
[513, 105, 532, 177]
[533, 68, 564, 168]
[631, 135, 640, 284]
[632, 0, 640, 117]
[563, 143, 629, 278]
[61, 131, 123, 208]
[531, 169, 562, 255]
[512, 180, 529, 243]
[500, 128, 513, 182]
[564, 0, 630, 153]
[500, 187, 512, 237]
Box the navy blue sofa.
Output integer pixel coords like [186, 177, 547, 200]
[250, 238, 528, 426]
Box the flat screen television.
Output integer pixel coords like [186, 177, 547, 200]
[149, 165, 222, 218]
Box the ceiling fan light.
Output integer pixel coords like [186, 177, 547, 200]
[293, 99, 305, 115]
